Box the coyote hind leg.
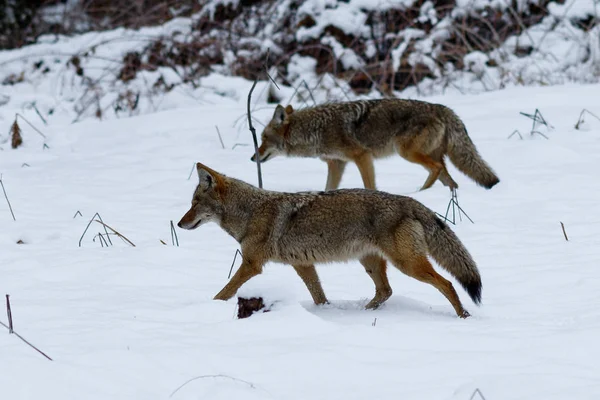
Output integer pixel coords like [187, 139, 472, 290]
[385, 222, 470, 318]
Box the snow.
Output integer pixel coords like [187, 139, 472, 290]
[2, 64, 600, 399]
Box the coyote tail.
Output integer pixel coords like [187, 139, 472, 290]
[423, 214, 482, 304]
[446, 116, 499, 189]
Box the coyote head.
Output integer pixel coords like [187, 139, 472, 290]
[177, 163, 227, 230]
[250, 104, 294, 163]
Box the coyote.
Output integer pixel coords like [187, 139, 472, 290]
[178, 162, 483, 318]
[250, 99, 499, 191]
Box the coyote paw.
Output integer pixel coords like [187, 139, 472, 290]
[365, 300, 382, 310]
[459, 310, 471, 319]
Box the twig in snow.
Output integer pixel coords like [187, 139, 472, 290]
[372, 318, 377, 327]
[508, 129, 523, 140]
[228, 249, 243, 279]
[575, 109, 600, 130]
[94, 220, 136, 247]
[215, 125, 225, 149]
[78, 212, 112, 247]
[1, 296, 53, 361]
[93, 232, 110, 247]
[24, 102, 48, 126]
[15, 113, 47, 139]
[436, 189, 474, 225]
[520, 109, 552, 139]
[170, 220, 179, 247]
[470, 388, 487, 400]
[560, 221, 569, 241]
[0, 174, 16, 221]
[73, 210, 83, 219]
[169, 375, 256, 398]
[6, 295, 13, 333]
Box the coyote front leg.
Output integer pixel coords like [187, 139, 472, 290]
[324, 159, 347, 191]
[292, 264, 329, 305]
[214, 257, 264, 301]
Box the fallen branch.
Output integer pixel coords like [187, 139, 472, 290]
[94, 220, 136, 247]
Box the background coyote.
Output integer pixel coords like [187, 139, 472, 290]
[178, 163, 483, 318]
[251, 99, 500, 191]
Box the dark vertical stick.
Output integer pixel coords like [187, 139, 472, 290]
[247, 80, 263, 188]
[560, 221, 569, 241]
[6, 295, 13, 334]
[0, 175, 16, 221]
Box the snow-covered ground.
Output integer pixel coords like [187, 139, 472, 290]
[2, 75, 600, 399]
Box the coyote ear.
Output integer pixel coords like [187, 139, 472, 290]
[285, 104, 294, 115]
[196, 163, 215, 190]
[272, 104, 287, 125]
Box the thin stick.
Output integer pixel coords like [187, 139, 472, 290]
[560, 221, 569, 241]
[508, 129, 523, 140]
[228, 249, 243, 279]
[6, 295, 13, 333]
[247, 80, 263, 188]
[15, 113, 47, 139]
[215, 125, 225, 149]
[0, 319, 53, 361]
[170, 220, 179, 246]
[94, 220, 136, 247]
[31, 103, 48, 125]
[575, 109, 600, 129]
[79, 212, 112, 247]
[187, 163, 195, 180]
[0, 175, 16, 221]
[470, 388, 487, 400]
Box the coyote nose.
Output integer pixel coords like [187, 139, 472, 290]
[177, 220, 183, 228]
